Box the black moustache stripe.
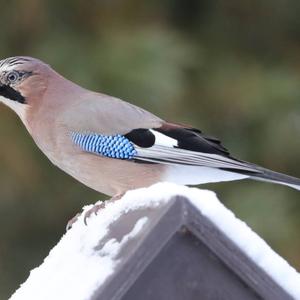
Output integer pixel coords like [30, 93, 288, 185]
[0, 84, 25, 103]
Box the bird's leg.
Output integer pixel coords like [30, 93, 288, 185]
[66, 193, 125, 230]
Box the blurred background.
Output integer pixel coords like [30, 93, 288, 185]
[1, 0, 300, 297]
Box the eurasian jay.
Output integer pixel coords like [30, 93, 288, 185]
[0, 56, 299, 205]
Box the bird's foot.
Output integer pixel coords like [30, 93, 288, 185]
[83, 201, 106, 225]
[66, 193, 125, 231]
[66, 213, 82, 231]
[83, 193, 124, 225]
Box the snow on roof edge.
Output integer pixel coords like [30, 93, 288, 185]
[9, 182, 300, 300]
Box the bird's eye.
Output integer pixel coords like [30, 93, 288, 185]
[6, 71, 19, 83]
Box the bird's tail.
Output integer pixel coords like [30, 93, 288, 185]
[238, 164, 300, 191]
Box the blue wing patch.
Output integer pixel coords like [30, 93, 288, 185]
[71, 132, 137, 159]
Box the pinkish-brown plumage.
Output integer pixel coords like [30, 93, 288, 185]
[0, 56, 300, 201]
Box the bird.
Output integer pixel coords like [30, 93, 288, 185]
[0, 56, 300, 213]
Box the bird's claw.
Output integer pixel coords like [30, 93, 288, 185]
[66, 212, 82, 231]
[83, 202, 106, 225]
[66, 193, 124, 230]
[66, 202, 105, 231]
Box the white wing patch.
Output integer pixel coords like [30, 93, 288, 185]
[149, 129, 178, 147]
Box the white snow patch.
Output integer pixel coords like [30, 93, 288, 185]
[99, 217, 148, 257]
[9, 208, 149, 300]
[9, 182, 300, 300]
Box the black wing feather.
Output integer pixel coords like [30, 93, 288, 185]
[124, 123, 300, 189]
[125, 123, 230, 156]
[154, 123, 230, 156]
[125, 128, 155, 148]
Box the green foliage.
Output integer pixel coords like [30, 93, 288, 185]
[0, 0, 300, 298]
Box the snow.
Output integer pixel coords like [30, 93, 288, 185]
[9, 182, 300, 300]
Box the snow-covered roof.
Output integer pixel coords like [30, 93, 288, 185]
[9, 183, 300, 300]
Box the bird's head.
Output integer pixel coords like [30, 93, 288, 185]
[0, 56, 48, 119]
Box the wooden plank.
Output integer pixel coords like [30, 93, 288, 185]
[91, 196, 293, 300]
